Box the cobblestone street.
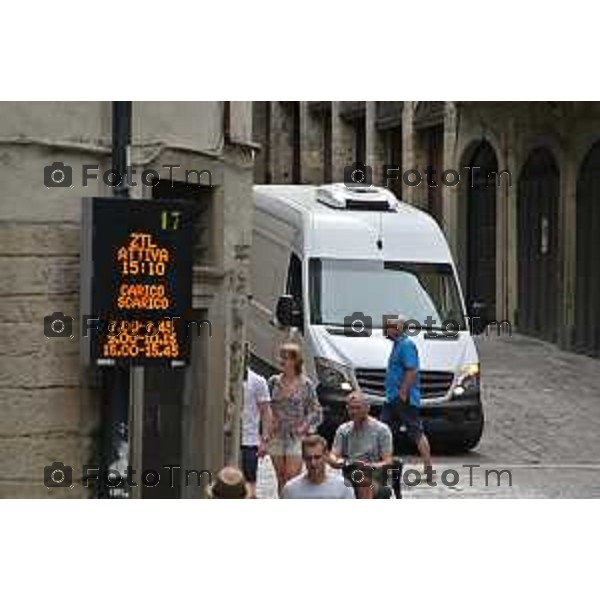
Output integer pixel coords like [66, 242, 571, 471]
[257, 333, 600, 498]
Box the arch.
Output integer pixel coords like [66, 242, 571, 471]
[457, 139, 499, 324]
[456, 132, 503, 172]
[517, 132, 565, 182]
[574, 141, 600, 355]
[517, 147, 560, 342]
[572, 133, 600, 173]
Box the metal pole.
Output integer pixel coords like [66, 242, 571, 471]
[114, 101, 146, 498]
[112, 101, 131, 200]
[101, 101, 136, 498]
[129, 364, 144, 498]
[100, 368, 129, 498]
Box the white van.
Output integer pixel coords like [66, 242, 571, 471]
[248, 183, 484, 450]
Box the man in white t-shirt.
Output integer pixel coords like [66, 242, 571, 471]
[241, 366, 273, 498]
[281, 435, 355, 499]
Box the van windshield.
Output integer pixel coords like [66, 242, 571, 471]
[309, 259, 467, 330]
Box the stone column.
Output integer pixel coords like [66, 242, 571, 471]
[269, 102, 295, 183]
[366, 102, 385, 186]
[402, 102, 417, 206]
[300, 102, 323, 184]
[223, 243, 251, 465]
[221, 140, 255, 467]
[252, 101, 269, 183]
[505, 116, 519, 324]
[559, 142, 578, 350]
[442, 102, 459, 256]
[411, 131, 430, 211]
[495, 126, 508, 323]
[332, 102, 354, 183]
[189, 281, 227, 497]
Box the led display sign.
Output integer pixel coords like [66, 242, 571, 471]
[81, 197, 195, 367]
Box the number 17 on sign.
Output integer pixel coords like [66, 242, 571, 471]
[161, 211, 181, 231]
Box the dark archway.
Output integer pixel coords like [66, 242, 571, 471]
[517, 148, 560, 342]
[466, 141, 498, 324]
[575, 142, 600, 356]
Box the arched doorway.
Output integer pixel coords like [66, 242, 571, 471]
[465, 141, 498, 324]
[517, 148, 560, 342]
[575, 142, 600, 356]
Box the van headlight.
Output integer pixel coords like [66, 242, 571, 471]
[453, 363, 480, 396]
[314, 358, 358, 391]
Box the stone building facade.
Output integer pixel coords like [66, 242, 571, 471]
[0, 101, 256, 498]
[252, 101, 600, 358]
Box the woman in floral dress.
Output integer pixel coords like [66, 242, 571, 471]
[268, 342, 322, 496]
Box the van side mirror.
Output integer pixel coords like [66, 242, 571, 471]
[275, 294, 303, 328]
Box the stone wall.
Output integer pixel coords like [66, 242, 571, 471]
[0, 101, 255, 498]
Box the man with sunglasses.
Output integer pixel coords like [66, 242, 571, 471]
[281, 435, 355, 499]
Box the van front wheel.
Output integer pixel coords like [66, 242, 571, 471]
[458, 417, 484, 452]
[460, 433, 482, 452]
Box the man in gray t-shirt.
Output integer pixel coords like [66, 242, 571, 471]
[281, 434, 355, 499]
[330, 391, 395, 499]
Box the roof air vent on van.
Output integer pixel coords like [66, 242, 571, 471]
[316, 183, 398, 211]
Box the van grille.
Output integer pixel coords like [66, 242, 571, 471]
[355, 369, 454, 399]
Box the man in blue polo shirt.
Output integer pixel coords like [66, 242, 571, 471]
[381, 315, 432, 476]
